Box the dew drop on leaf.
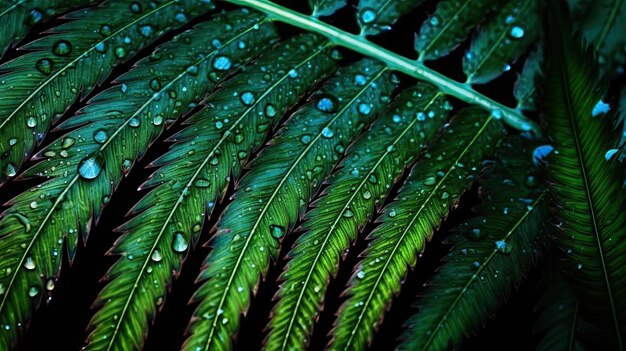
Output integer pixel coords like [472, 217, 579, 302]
[172, 233, 189, 253]
[99, 24, 112, 37]
[28, 286, 40, 298]
[300, 134, 312, 145]
[358, 103, 371, 115]
[269, 224, 285, 239]
[5, 163, 17, 177]
[212, 56, 232, 71]
[129, 1, 142, 13]
[240, 92, 255, 106]
[359, 8, 376, 24]
[316, 95, 338, 113]
[495, 240, 512, 254]
[114, 46, 127, 59]
[321, 127, 334, 138]
[343, 209, 354, 218]
[78, 154, 105, 180]
[93, 129, 108, 144]
[24, 256, 36, 270]
[52, 40, 72, 56]
[36, 59, 54, 75]
[509, 26, 525, 39]
[46, 279, 55, 291]
[26, 117, 37, 128]
[424, 176, 436, 186]
[194, 178, 210, 188]
[150, 78, 161, 91]
[356, 270, 365, 279]
[264, 104, 277, 118]
[129, 117, 140, 128]
[151, 250, 163, 262]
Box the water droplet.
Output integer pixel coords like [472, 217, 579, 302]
[354, 74, 367, 86]
[316, 95, 338, 113]
[465, 228, 483, 240]
[129, 117, 140, 128]
[362, 190, 372, 199]
[36, 59, 54, 75]
[300, 134, 312, 145]
[8, 138, 18, 146]
[26, 116, 37, 128]
[95, 42, 107, 53]
[151, 250, 163, 262]
[99, 24, 112, 37]
[29, 201, 38, 209]
[592, 99, 610, 117]
[356, 270, 365, 279]
[26, 9, 43, 25]
[288, 69, 299, 78]
[264, 104, 277, 118]
[321, 127, 334, 138]
[388, 210, 396, 217]
[5, 163, 16, 177]
[139, 25, 153, 37]
[212, 56, 232, 71]
[62, 137, 75, 149]
[172, 233, 189, 253]
[93, 129, 108, 144]
[52, 40, 72, 56]
[430, 15, 441, 26]
[509, 26, 525, 39]
[150, 78, 161, 91]
[359, 8, 376, 24]
[490, 109, 503, 120]
[270, 224, 285, 239]
[46, 279, 55, 291]
[495, 240, 512, 254]
[358, 103, 371, 115]
[424, 176, 436, 186]
[343, 209, 354, 218]
[78, 154, 105, 180]
[28, 285, 40, 298]
[24, 256, 36, 270]
[605, 148, 619, 161]
[193, 178, 210, 188]
[240, 92, 255, 106]
[392, 114, 401, 123]
[532, 145, 554, 165]
[114, 46, 127, 59]
[129, 2, 142, 13]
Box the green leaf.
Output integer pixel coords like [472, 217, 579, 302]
[578, 0, 626, 78]
[534, 267, 587, 351]
[183, 59, 397, 351]
[0, 0, 95, 56]
[617, 87, 626, 161]
[86, 32, 333, 351]
[265, 84, 451, 351]
[544, 3, 626, 348]
[514, 43, 543, 112]
[0, 10, 276, 349]
[0, 0, 215, 185]
[463, 0, 539, 84]
[398, 136, 547, 351]
[310, 0, 346, 17]
[415, 0, 505, 61]
[330, 107, 505, 351]
[356, 0, 423, 36]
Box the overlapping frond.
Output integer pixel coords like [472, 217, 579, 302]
[514, 44, 543, 112]
[310, 0, 346, 17]
[0, 0, 215, 186]
[463, 0, 539, 84]
[398, 137, 548, 351]
[0, 0, 96, 57]
[184, 59, 397, 351]
[544, 3, 626, 348]
[534, 267, 587, 351]
[330, 108, 505, 350]
[415, 0, 506, 61]
[87, 32, 334, 351]
[266, 83, 451, 351]
[356, 0, 423, 36]
[0, 10, 276, 349]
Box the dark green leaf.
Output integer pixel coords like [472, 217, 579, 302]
[514, 43, 543, 112]
[331, 108, 505, 350]
[399, 137, 547, 351]
[265, 83, 450, 351]
[356, 0, 423, 36]
[183, 59, 397, 351]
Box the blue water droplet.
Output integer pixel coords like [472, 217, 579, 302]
[360, 8, 376, 24]
[52, 40, 72, 56]
[78, 154, 105, 180]
[358, 103, 371, 115]
[509, 26, 525, 39]
[212, 56, 232, 71]
[321, 127, 334, 138]
[240, 92, 255, 106]
[316, 95, 338, 113]
[592, 99, 610, 117]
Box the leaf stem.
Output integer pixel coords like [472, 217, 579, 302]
[222, 0, 541, 137]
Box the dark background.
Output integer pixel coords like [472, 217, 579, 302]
[0, 0, 547, 350]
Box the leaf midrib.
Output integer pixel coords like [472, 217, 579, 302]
[204, 66, 388, 351]
[556, 43, 622, 348]
[421, 192, 545, 349]
[277, 92, 443, 351]
[0, 0, 27, 19]
[95, 21, 270, 351]
[0, 0, 177, 131]
[342, 114, 494, 350]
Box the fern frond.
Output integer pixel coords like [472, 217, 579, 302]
[0, 10, 276, 349]
[398, 136, 547, 351]
[514, 43, 543, 112]
[310, 0, 346, 17]
[463, 0, 539, 84]
[544, 3, 626, 347]
[356, 0, 423, 36]
[0, 0, 215, 185]
[330, 107, 505, 350]
[0, 0, 95, 57]
[87, 32, 333, 351]
[415, 0, 506, 61]
[266, 83, 451, 351]
[577, 0, 626, 78]
[534, 267, 587, 351]
[184, 59, 397, 351]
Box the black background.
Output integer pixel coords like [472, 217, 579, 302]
[0, 0, 548, 350]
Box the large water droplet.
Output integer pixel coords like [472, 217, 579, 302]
[78, 154, 105, 180]
[24, 256, 36, 270]
[151, 249, 163, 262]
[150, 78, 161, 91]
[36, 59, 54, 75]
[509, 26, 525, 39]
[139, 25, 153, 37]
[93, 129, 108, 144]
[316, 95, 338, 113]
[359, 8, 376, 24]
[28, 285, 40, 298]
[26, 116, 37, 128]
[172, 233, 189, 253]
[321, 127, 334, 138]
[5, 163, 16, 177]
[592, 99, 610, 117]
[264, 104, 277, 118]
[240, 92, 255, 106]
[212, 56, 232, 71]
[129, 1, 142, 13]
[269, 224, 285, 239]
[495, 240, 512, 254]
[358, 103, 371, 115]
[99, 24, 112, 37]
[52, 40, 72, 56]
